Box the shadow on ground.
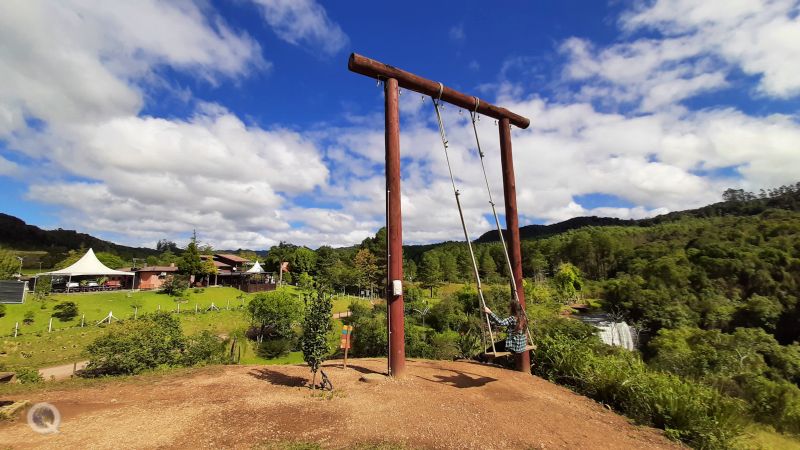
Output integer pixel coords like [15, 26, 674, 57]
[417, 368, 497, 388]
[248, 368, 307, 387]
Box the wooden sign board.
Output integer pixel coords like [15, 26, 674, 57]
[340, 325, 353, 349]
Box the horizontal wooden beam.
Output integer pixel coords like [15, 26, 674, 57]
[348, 53, 530, 129]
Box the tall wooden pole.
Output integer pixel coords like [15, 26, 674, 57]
[499, 118, 531, 373]
[385, 78, 405, 377]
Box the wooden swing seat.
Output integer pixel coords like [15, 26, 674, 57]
[483, 344, 536, 358]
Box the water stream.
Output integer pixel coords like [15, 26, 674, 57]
[575, 313, 636, 350]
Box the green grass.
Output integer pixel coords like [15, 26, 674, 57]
[332, 294, 373, 314]
[0, 285, 338, 370]
[1, 287, 251, 335]
[739, 425, 800, 449]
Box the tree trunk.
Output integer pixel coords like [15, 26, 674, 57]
[311, 370, 317, 390]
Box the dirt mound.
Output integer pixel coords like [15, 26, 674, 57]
[0, 359, 678, 449]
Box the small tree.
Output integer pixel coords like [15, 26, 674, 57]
[0, 249, 18, 279]
[52, 301, 79, 321]
[160, 274, 188, 297]
[247, 290, 303, 340]
[302, 290, 332, 389]
[178, 231, 203, 279]
[298, 272, 315, 292]
[23, 310, 35, 325]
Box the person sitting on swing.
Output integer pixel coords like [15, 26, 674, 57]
[483, 302, 528, 353]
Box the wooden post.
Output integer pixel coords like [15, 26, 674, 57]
[72, 361, 77, 375]
[499, 117, 531, 373]
[81, 314, 85, 327]
[14, 322, 18, 338]
[48, 317, 52, 333]
[134, 306, 138, 319]
[385, 77, 405, 378]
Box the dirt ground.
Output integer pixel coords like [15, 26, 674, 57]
[0, 359, 680, 449]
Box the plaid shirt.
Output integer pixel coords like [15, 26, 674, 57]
[488, 312, 527, 353]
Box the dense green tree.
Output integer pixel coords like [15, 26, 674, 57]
[353, 249, 379, 294]
[178, 231, 202, 277]
[418, 252, 443, 297]
[0, 249, 19, 279]
[439, 252, 458, 282]
[247, 290, 303, 340]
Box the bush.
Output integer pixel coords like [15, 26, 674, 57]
[248, 290, 304, 340]
[533, 318, 745, 449]
[23, 311, 34, 325]
[84, 312, 185, 376]
[160, 274, 188, 297]
[258, 338, 295, 359]
[182, 330, 226, 366]
[0, 304, 5, 318]
[429, 331, 459, 360]
[52, 301, 79, 321]
[15, 366, 43, 384]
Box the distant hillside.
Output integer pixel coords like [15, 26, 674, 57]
[476, 183, 800, 244]
[0, 213, 159, 266]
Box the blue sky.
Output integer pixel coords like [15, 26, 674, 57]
[0, 0, 798, 249]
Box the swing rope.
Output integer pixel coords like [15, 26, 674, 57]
[431, 84, 497, 355]
[469, 101, 534, 347]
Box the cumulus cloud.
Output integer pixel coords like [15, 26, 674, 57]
[561, 0, 800, 109]
[0, 0, 265, 138]
[252, 0, 349, 56]
[1, 1, 799, 250]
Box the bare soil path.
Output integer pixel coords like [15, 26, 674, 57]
[0, 359, 680, 449]
[37, 361, 88, 381]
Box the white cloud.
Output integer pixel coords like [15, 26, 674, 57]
[561, 0, 800, 109]
[0, 0, 265, 137]
[252, 0, 349, 56]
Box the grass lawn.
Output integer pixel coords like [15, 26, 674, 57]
[0, 286, 305, 369]
[331, 294, 373, 314]
[739, 425, 800, 449]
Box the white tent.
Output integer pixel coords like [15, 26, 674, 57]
[245, 261, 265, 274]
[38, 248, 135, 292]
[42, 248, 134, 277]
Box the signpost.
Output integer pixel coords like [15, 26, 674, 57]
[340, 325, 353, 369]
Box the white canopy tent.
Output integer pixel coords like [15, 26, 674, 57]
[37, 248, 135, 292]
[245, 261, 265, 274]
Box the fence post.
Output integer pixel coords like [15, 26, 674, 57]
[14, 322, 18, 338]
[48, 317, 52, 333]
[81, 314, 85, 327]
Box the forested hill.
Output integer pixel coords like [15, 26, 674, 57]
[475, 183, 800, 243]
[0, 213, 158, 259]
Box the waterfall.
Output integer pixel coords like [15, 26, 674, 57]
[595, 321, 635, 350]
[575, 313, 636, 350]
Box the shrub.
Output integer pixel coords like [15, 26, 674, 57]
[15, 367, 43, 384]
[533, 318, 745, 449]
[0, 304, 5, 318]
[160, 274, 188, 297]
[84, 312, 185, 376]
[248, 290, 304, 340]
[23, 311, 34, 325]
[182, 330, 226, 366]
[52, 301, 79, 321]
[429, 331, 459, 360]
[258, 338, 295, 359]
